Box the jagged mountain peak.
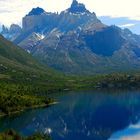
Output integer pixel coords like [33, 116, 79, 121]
[9, 24, 22, 33]
[1, 25, 9, 34]
[67, 0, 90, 14]
[26, 7, 46, 16]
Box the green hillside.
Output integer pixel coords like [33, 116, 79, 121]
[0, 35, 65, 116]
[0, 35, 66, 86]
[0, 35, 57, 78]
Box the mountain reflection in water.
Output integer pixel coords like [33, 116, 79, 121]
[1, 90, 140, 140]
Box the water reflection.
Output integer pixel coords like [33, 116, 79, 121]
[109, 121, 140, 140]
[1, 90, 140, 140]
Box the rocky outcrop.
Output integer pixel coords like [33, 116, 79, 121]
[1, 24, 22, 41]
[9, 24, 22, 34]
[67, 0, 90, 13]
[1, 25, 9, 34]
[22, 7, 59, 32]
[26, 7, 45, 16]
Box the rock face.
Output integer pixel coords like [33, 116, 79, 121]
[18, 32, 44, 53]
[1, 0, 140, 74]
[67, 0, 90, 13]
[1, 25, 9, 34]
[1, 24, 22, 41]
[26, 7, 45, 16]
[22, 9, 58, 32]
[84, 26, 125, 56]
[9, 24, 22, 34]
[21, 2, 101, 33]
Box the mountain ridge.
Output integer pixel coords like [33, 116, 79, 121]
[67, 0, 90, 14]
[1, 0, 140, 74]
[26, 7, 45, 16]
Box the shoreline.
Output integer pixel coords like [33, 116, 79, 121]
[0, 101, 58, 118]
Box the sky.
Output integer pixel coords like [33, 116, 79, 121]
[98, 16, 140, 34]
[0, 0, 140, 34]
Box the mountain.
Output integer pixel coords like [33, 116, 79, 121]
[26, 7, 45, 16]
[67, 0, 90, 13]
[20, 1, 101, 34]
[1, 0, 140, 74]
[22, 8, 58, 33]
[1, 24, 22, 41]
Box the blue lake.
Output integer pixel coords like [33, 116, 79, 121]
[1, 90, 140, 140]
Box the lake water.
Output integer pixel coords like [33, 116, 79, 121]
[1, 90, 140, 140]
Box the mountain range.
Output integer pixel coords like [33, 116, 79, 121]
[1, 0, 140, 74]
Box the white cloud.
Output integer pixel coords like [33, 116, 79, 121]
[0, 0, 140, 26]
[119, 23, 137, 28]
[0, 0, 72, 26]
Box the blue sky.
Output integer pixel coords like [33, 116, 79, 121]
[99, 16, 140, 34]
[0, 0, 140, 34]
